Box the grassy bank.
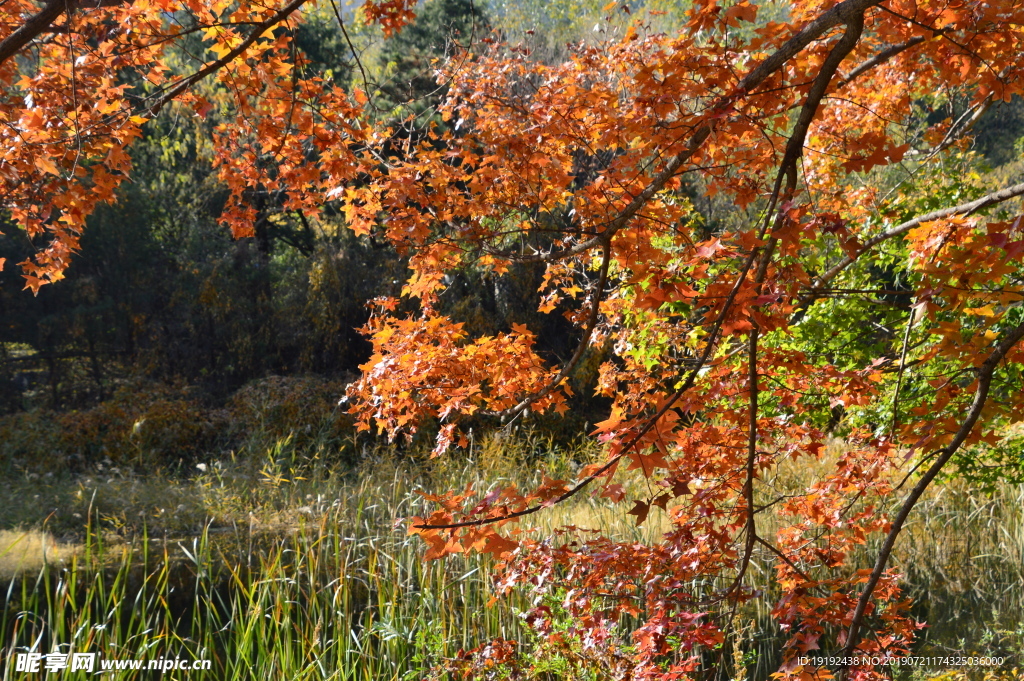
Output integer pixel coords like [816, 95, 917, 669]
[1, 432, 1022, 680]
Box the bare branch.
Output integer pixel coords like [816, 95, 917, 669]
[889, 306, 915, 439]
[328, 0, 370, 100]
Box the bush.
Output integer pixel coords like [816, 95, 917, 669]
[0, 375, 363, 476]
[226, 374, 352, 453]
[0, 380, 226, 473]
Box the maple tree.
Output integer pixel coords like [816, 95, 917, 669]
[5, 0, 1024, 678]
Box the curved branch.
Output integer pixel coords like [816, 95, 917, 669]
[755, 6, 865, 267]
[838, 316, 1024, 678]
[739, 0, 878, 96]
[801, 180, 1024, 308]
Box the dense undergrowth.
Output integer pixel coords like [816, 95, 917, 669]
[0, 376, 355, 479]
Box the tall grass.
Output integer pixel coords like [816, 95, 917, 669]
[3, 472, 517, 679]
[0, 433, 626, 680]
[0, 433, 1021, 681]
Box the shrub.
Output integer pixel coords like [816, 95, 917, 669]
[226, 374, 352, 456]
[0, 380, 226, 473]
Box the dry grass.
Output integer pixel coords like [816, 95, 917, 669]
[0, 530, 73, 579]
[0, 432, 1021, 680]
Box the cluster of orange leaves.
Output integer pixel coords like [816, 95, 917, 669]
[0, 0, 371, 290]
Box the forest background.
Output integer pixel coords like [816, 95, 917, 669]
[0, 0, 643, 454]
[1, 0, 1024, 679]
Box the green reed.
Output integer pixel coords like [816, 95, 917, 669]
[0, 433, 1021, 681]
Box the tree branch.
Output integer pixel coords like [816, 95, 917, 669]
[801, 181, 1024, 308]
[889, 305, 915, 439]
[731, 326, 760, 595]
[145, 0, 308, 114]
[768, 8, 865, 214]
[838, 316, 1024, 678]
[836, 36, 926, 87]
[0, 0, 66, 66]
[0, 0, 133, 66]
[492, 0, 882, 265]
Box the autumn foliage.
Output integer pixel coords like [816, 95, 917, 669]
[5, 0, 1024, 678]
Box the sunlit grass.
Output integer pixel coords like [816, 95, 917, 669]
[0, 531, 72, 580]
[0, 431, 1021, 680]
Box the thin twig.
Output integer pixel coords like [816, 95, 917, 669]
[889, 305, 915, 439]
[329, 0, 370, 99]
[800, 180, 1024, 309]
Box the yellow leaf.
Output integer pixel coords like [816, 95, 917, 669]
[209, 42, 233, 59]
[97, 99, 121, 115]
[34, 156, 61, 176]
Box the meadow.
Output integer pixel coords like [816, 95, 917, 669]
[1, 419, 1022, 681]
